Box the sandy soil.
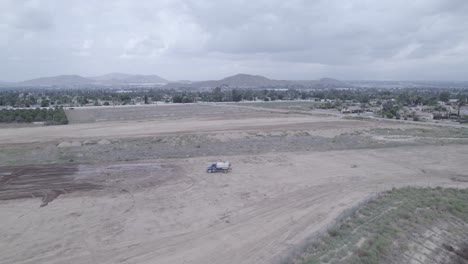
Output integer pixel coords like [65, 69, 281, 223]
[1, 104, 467, 264]
[1, 145, 468, 264]
[0, 103, 427, 145]
[0, 115, 377, 144]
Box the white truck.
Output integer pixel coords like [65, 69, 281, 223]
[207, 161, 232, 173]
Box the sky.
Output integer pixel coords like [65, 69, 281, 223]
[1, 0, 468, 82]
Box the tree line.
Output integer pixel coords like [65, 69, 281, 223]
[0, 107, 68, 125]
[0, 87, 466, 107]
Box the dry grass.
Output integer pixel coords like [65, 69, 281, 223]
[290, 187, 468, 264]
[371, 127, 468, 138]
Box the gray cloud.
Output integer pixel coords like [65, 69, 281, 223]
[14, 9, 54, 31]
[1, 0, 468, 81]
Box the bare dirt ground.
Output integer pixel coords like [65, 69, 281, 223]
[0, 106, 372, 145]
[1, 103, 467, 264]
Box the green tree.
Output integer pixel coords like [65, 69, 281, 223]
[212, 87, 223, 102]
[172, 95, 183, 103]
[439, 91, 450, 102]
[232, 89, 242, 102]
[359, 95, 370, 104]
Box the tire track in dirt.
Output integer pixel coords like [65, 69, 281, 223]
[2, 145, 468, 264]
[0, 164, 102, 206]
[91, 184, 355, 264]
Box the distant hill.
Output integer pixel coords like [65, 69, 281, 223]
[91, 73, 168, 84]
[0, 81, 11, 88]
[347, 80, 468, 89]
[12, 73, 168, 87]
[17, 75, 94, 86]
[176, 80, 193, 84]
[90, 73, 133, 81]
[164, 74, 347, 89]
[318, 77, 344, 85]
[293, 78, 348, 88]
[215, 73, 285, 87]
[9, 73, 348, 89]
[165, 73, 291, 89]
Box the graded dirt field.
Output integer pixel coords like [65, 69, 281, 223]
[1, 103, 467, 264]
[0, 104, 382, 145]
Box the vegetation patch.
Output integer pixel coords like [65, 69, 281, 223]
[371, 127, 468, 138]
[0, 107, 68, 125]
[289, 187, 468, 264]
[342, 116, 371, 121]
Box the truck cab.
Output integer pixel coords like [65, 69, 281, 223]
[207, 163, 217, 172]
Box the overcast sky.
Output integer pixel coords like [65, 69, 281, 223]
[1, 0, 468, 81]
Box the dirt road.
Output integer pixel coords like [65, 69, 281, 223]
[1, 145, 467, 264]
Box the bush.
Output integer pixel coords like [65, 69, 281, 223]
[0, 107, 68, 125]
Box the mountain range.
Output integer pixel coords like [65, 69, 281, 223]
[8, 73, 168, 87]
[90, 73, 168, 84]
[17, 75, 93, 86]
[162, 74, 287, 89]
[164, 74, 348, 89]
[1, 73, 348, 89]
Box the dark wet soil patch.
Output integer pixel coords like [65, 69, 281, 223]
[0, 163, 102, 206]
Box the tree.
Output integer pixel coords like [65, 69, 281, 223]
[424, 97, 438, 106]
[15, 115, 24, 122]
[172, 95, 183, 103]
[359, 95, 370, 104]
[181, 95, 194, 103]
[457, 98, 466, 117]
[119, 94, 131, 104]
[382, 101, 393, 113]
[439, 91, 450, 102]
[434, 105, 447, 114]
[212, 87, 223, 102]
[144, 95, 149, 104]
[414, 96, 423, 105]
[232, 89, 242, 102]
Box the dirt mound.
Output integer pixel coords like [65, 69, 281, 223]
[83, 140, 96, 145]
[57, 141, 82, 148]
[97, 139, 111, 145]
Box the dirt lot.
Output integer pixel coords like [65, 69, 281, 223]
[1, 103, 467, 264]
